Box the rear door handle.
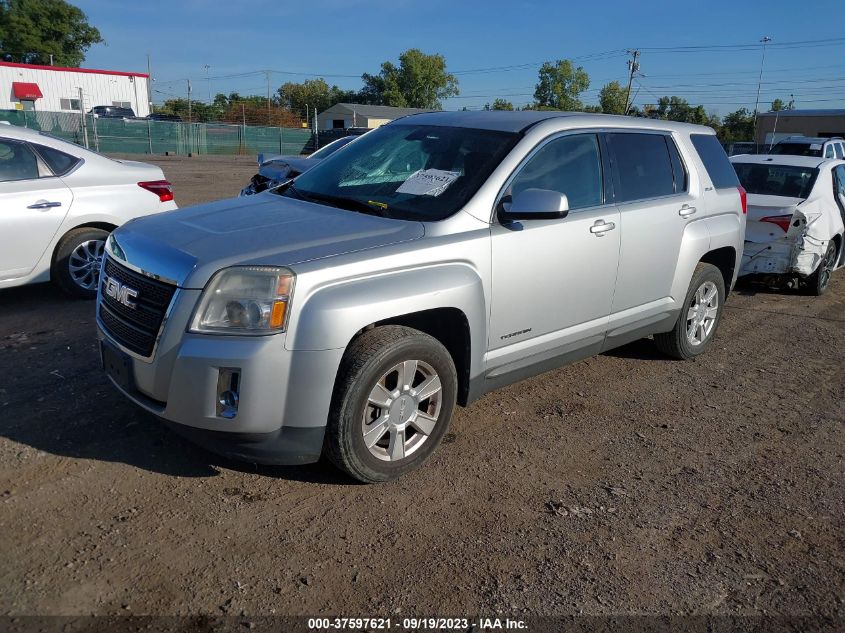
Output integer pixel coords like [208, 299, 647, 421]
[590, 220, 616, 236]
[27, 200, 62, 210]
[679, 204, 697, 218]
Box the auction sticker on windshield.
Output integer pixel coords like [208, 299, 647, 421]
[396, 169, 461, 196]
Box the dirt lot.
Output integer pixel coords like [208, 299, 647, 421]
[1, 154, 843, 623]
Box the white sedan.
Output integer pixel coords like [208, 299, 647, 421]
[0, 123, 177, 298]
[731, 154, 845, 295]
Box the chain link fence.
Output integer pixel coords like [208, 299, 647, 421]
[0, 110, 312, 156]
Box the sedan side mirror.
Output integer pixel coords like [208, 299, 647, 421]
[499, 188, 570, 222]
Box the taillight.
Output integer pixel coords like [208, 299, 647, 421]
[760, 214, 794, 232]
[138, 180, 174, 202]
[737, 185, 747, 214]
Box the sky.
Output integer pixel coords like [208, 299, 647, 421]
[74, 0, 845, 116]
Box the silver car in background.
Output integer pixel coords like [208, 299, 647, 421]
[0, 124, 177, 298]
[239, 135, 361, 196]
[97, 111, 745, 482]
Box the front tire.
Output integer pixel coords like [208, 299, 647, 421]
[654, 262, 726, 360]
[324, 325, 458, 483]
[804, 240, 838, 296]
[51, 227, 109, 299]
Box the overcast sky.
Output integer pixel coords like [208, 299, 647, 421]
[76, 0, 845, 115]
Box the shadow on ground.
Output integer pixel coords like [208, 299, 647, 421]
[0, 284, 352, 485]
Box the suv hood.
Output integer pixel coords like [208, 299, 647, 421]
[110, 193, 425, 288]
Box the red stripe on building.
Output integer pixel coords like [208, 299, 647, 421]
[0, 61, 148, 78]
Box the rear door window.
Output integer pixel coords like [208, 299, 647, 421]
[605, 132, 676, 202]
[690, 134, 740, 189]
[825, 144, 836, 159]
[835, 143, 844, 159]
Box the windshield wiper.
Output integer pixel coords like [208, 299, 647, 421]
[289, 186, 390, 218]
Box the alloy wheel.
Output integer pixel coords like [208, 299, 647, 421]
[68, 239, 105, 291]
[686, 280, 719, 346]
[361, 359, 443, 462]
[817, 243, 837, 292]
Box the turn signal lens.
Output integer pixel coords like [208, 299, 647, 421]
[270, 300, 287, 329]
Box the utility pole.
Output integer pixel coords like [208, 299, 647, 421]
[752, 36, 772, 147]
[78, 87, 89, 149]
[147, 54, 153, 114]
[265, 70, 272, 125]
[203, 64, 211, 103]
[187, 79, 192, 123]
[624, 50, 640, 115]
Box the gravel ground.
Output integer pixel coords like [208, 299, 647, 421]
[1, 155, 843, 623]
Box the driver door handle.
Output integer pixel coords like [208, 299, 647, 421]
[27, 200, 62, 210]
[589, 220, 616, 236]
[679, 204, 697, 218]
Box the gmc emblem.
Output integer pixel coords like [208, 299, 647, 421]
[104, 276, 139, 309]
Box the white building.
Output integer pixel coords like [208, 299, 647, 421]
[1, 61, 150, 117]
[317, 103, 435, 131]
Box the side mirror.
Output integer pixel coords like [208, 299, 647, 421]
[499, 188, 570, 221]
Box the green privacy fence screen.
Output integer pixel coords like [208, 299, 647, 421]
[0, 110, 312, 156]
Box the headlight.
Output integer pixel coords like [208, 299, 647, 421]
[190, 266, 294, 335]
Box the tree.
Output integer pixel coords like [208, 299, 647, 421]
[0, 0, 102, 67]
[770, 98, 786, 112]
[276, 78, 354, 118]
[489, 98, 514, 111]
[653, 96, 711, 125]
[360, 49, 458, 109]
[718, 108, 755, 143]
[598, 81, 627, 115]
[533, 59, 590, 111]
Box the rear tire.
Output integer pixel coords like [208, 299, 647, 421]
[324, 325, 458, 483]
[804, 240, 838, 296]
[51, 227, 109, 299]
[654, 263, 725, 360]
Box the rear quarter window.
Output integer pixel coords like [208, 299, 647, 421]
[31, 143, 81, 176]
[690, 134, 739, 189]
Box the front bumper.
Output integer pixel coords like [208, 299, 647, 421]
[97, 291, 345, 465]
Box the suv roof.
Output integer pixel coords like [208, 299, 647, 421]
[729, 154, 841, 169]
[391, 110, 715, 134]
[779, 136, 843, 143]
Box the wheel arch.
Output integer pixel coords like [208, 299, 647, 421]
[699, 245, 737, 294]
[287, 264, 487, 407]
[49, 222, 116, 270]
[365, 307, 472, 406]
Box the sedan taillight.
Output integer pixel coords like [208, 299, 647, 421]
[138, 180, 174, 202]
[738, 186, 747, 214]
[760, 214, 794, 232]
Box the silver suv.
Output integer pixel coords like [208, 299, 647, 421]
[96, 112, 746, 483]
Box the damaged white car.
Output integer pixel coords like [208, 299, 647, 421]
[731, 154, 845, 295]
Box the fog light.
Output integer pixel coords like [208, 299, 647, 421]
[216, 368, 241, 419]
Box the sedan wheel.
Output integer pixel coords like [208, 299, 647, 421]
[68, 239, 106, 291]
[807, 241, 838, 296]
[51, 227, 111, 299]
